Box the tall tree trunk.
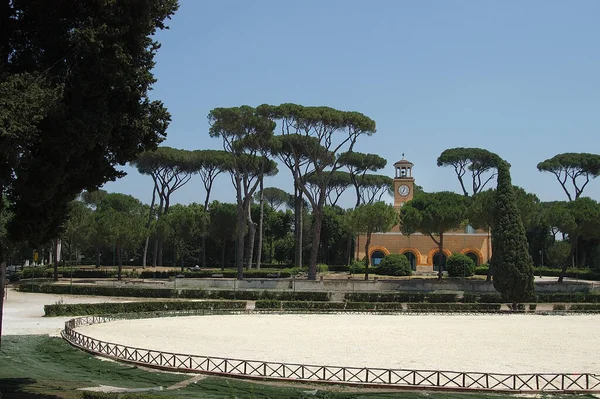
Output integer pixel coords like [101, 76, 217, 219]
[246, 205, 256, 270]
[438, 233, 445, 281]
[142, 185, 157, 267]
[117, 242, 123, 281]
[256, 178, 265, 270]
[235, 202, 246, 280]
[201, 236, 207, 268]
[142, 236, 150, 268]
[152, 238, 158, 267]
[308, 207, 324, 280]
[221, 241, 226, 270]
[559, 235, 577, 283]
[0, 246, 6, 349]
[157, 238, 163, 267]
[294, 187, 303, 268]
[53, 239, 59, 281]
[364, 232, 372, 281]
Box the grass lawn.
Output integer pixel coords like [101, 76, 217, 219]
[0, 335, 596, 399]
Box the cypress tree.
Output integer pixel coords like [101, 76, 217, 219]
[491, 161, 535, 309]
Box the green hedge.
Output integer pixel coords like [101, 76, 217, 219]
[567, 304, 600, 311]
[139, 269, 292, 279]
[344, 292, 458, 303]
[535, 292, 599, 303]
[18, 283, 331, 301]
[254, 300, 403, 311]
[407, 303, 502, 312]
[44, 300, 246, 317]
[82, 391, 166, 399]
[474, 265, 600, 281]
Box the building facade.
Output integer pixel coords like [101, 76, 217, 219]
[356, 158, 491, 273]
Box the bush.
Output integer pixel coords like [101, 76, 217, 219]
[407, 303, 502, 312]
[546, 241, 571, 269]
[316, 263, 329, 273]
[376, 254, 411, 276]
[345, 292, 426, 303]
[528, 304, 537, 312]
[426, 293, 458, 303]
[478, 293, 503, 303]
[255, 299, 281, 309]
[474, 265, 489, 276]
[19, 267, 53, 279]
[536, 292, 599, 303]
[44, 300, 246, 317]
[553, 304, 566, 311]
[349, 260, 366, 274]
[445, 253, 476, 277]
[568, 304, 600, 312]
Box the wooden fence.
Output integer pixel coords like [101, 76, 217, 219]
[62, 312, 600, 393]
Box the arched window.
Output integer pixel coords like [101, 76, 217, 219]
[404, 251, 417, 271]
[433, 251, 447, 271]
[371, 250, 385, 266]
[465, 252, 479, 266]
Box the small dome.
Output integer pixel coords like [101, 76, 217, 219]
[394, 159, 413, 167]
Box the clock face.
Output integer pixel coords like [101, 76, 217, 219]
[398, 184, 410, 197]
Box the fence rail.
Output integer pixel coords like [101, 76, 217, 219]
[62, 312, 600, 393]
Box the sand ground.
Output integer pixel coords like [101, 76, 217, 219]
[77, 313, 599, 375]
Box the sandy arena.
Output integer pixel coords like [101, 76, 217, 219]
[77, 313, 600, 375]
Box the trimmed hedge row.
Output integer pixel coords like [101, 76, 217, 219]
[44, 300, 246, 317]
[18, 283, 331, 301]
[406, 303, 502, 312]
[349, 291, 600, 304]
[554, 303, 600, 312]
[255, 300, 403, 311]
[139, 269, 293, 279]
[475, 266, 600, 281]
[345, 292, 457, 303]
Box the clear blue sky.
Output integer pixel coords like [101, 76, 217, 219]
[103, 0, 600, 207]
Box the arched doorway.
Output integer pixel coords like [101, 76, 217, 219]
[465, 252, 479, 266]
[433, 251, 447, 271]
[371, 250, 385, 266]
[404, 251, 417, 271]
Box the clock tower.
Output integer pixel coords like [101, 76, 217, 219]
[393, 156, 414, 209]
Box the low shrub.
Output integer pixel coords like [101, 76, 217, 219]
[316, 263, 329, 273]
[426, 293, 458, 303]
[407, 303, 502, 312]
[19, 267, 53, 279]
[478, 293, 503, 303]
[462, 293, 478, 303]
[568, 304, 600, 312]
[376, 254, 412, 276]
[349, 260, 366, 274]
[82, 391, 167, 399]
[474, 265, 490, 276]
[254, 299, 281, 309]
[528, 304, 537, 312]
[345, 292, 426, 303]
[282, 301, 346, 310]
[44, 300, 246, 317]
[139, 268, 293, 279]
[345, 302, 403, 311]
[445, 253, 476, 277]
[536, 292, 599, 303]
[19, 283, 332, 302]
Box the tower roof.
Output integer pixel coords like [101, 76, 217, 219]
[394, 159, 414, 167]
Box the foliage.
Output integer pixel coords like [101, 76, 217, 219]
[348, 201, 398, 271]
[546, 241, 572, 269]
[316, 263, 329, 273]
[375, 254, 412, 276]
[163, 202, 208, 267]
[491, 162, 535, 306]
[437, 148, 501, 196]
[259, 187, 292, 210]
[1, 0, 177, 247]
[400, 191, 468, 279]
[446, 253, 476, 277]
[338, 152, 388, 206]
[44, 300, 246, 317]
[407, 303, 502, 312]
[262, 103, 377, 279]
[349, 259, 366, 274]
[537, 153, 600, 201]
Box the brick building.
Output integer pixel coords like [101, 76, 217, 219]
[356, 158, 491, 273]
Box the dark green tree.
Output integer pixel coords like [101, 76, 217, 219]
[338, 152, 387, 206]
[348, 202, 399, 279]
[163, 203, 208, 270]
[0, 0, 177, 346]
[189, 149, 231, 268]
[537, 153, 600, 201]
[208, 106, 276, 279]
[208, 201, 238, 269]
[400, 192, 468, 280]
[132, 147, 197, 267]
[491, 162, 535, 308]
[437, 148, 501, 196]
[259, 103, 377, 279]
[258, 187, 292, 211]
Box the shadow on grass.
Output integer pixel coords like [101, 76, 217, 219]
[0, 377, 63, 399]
